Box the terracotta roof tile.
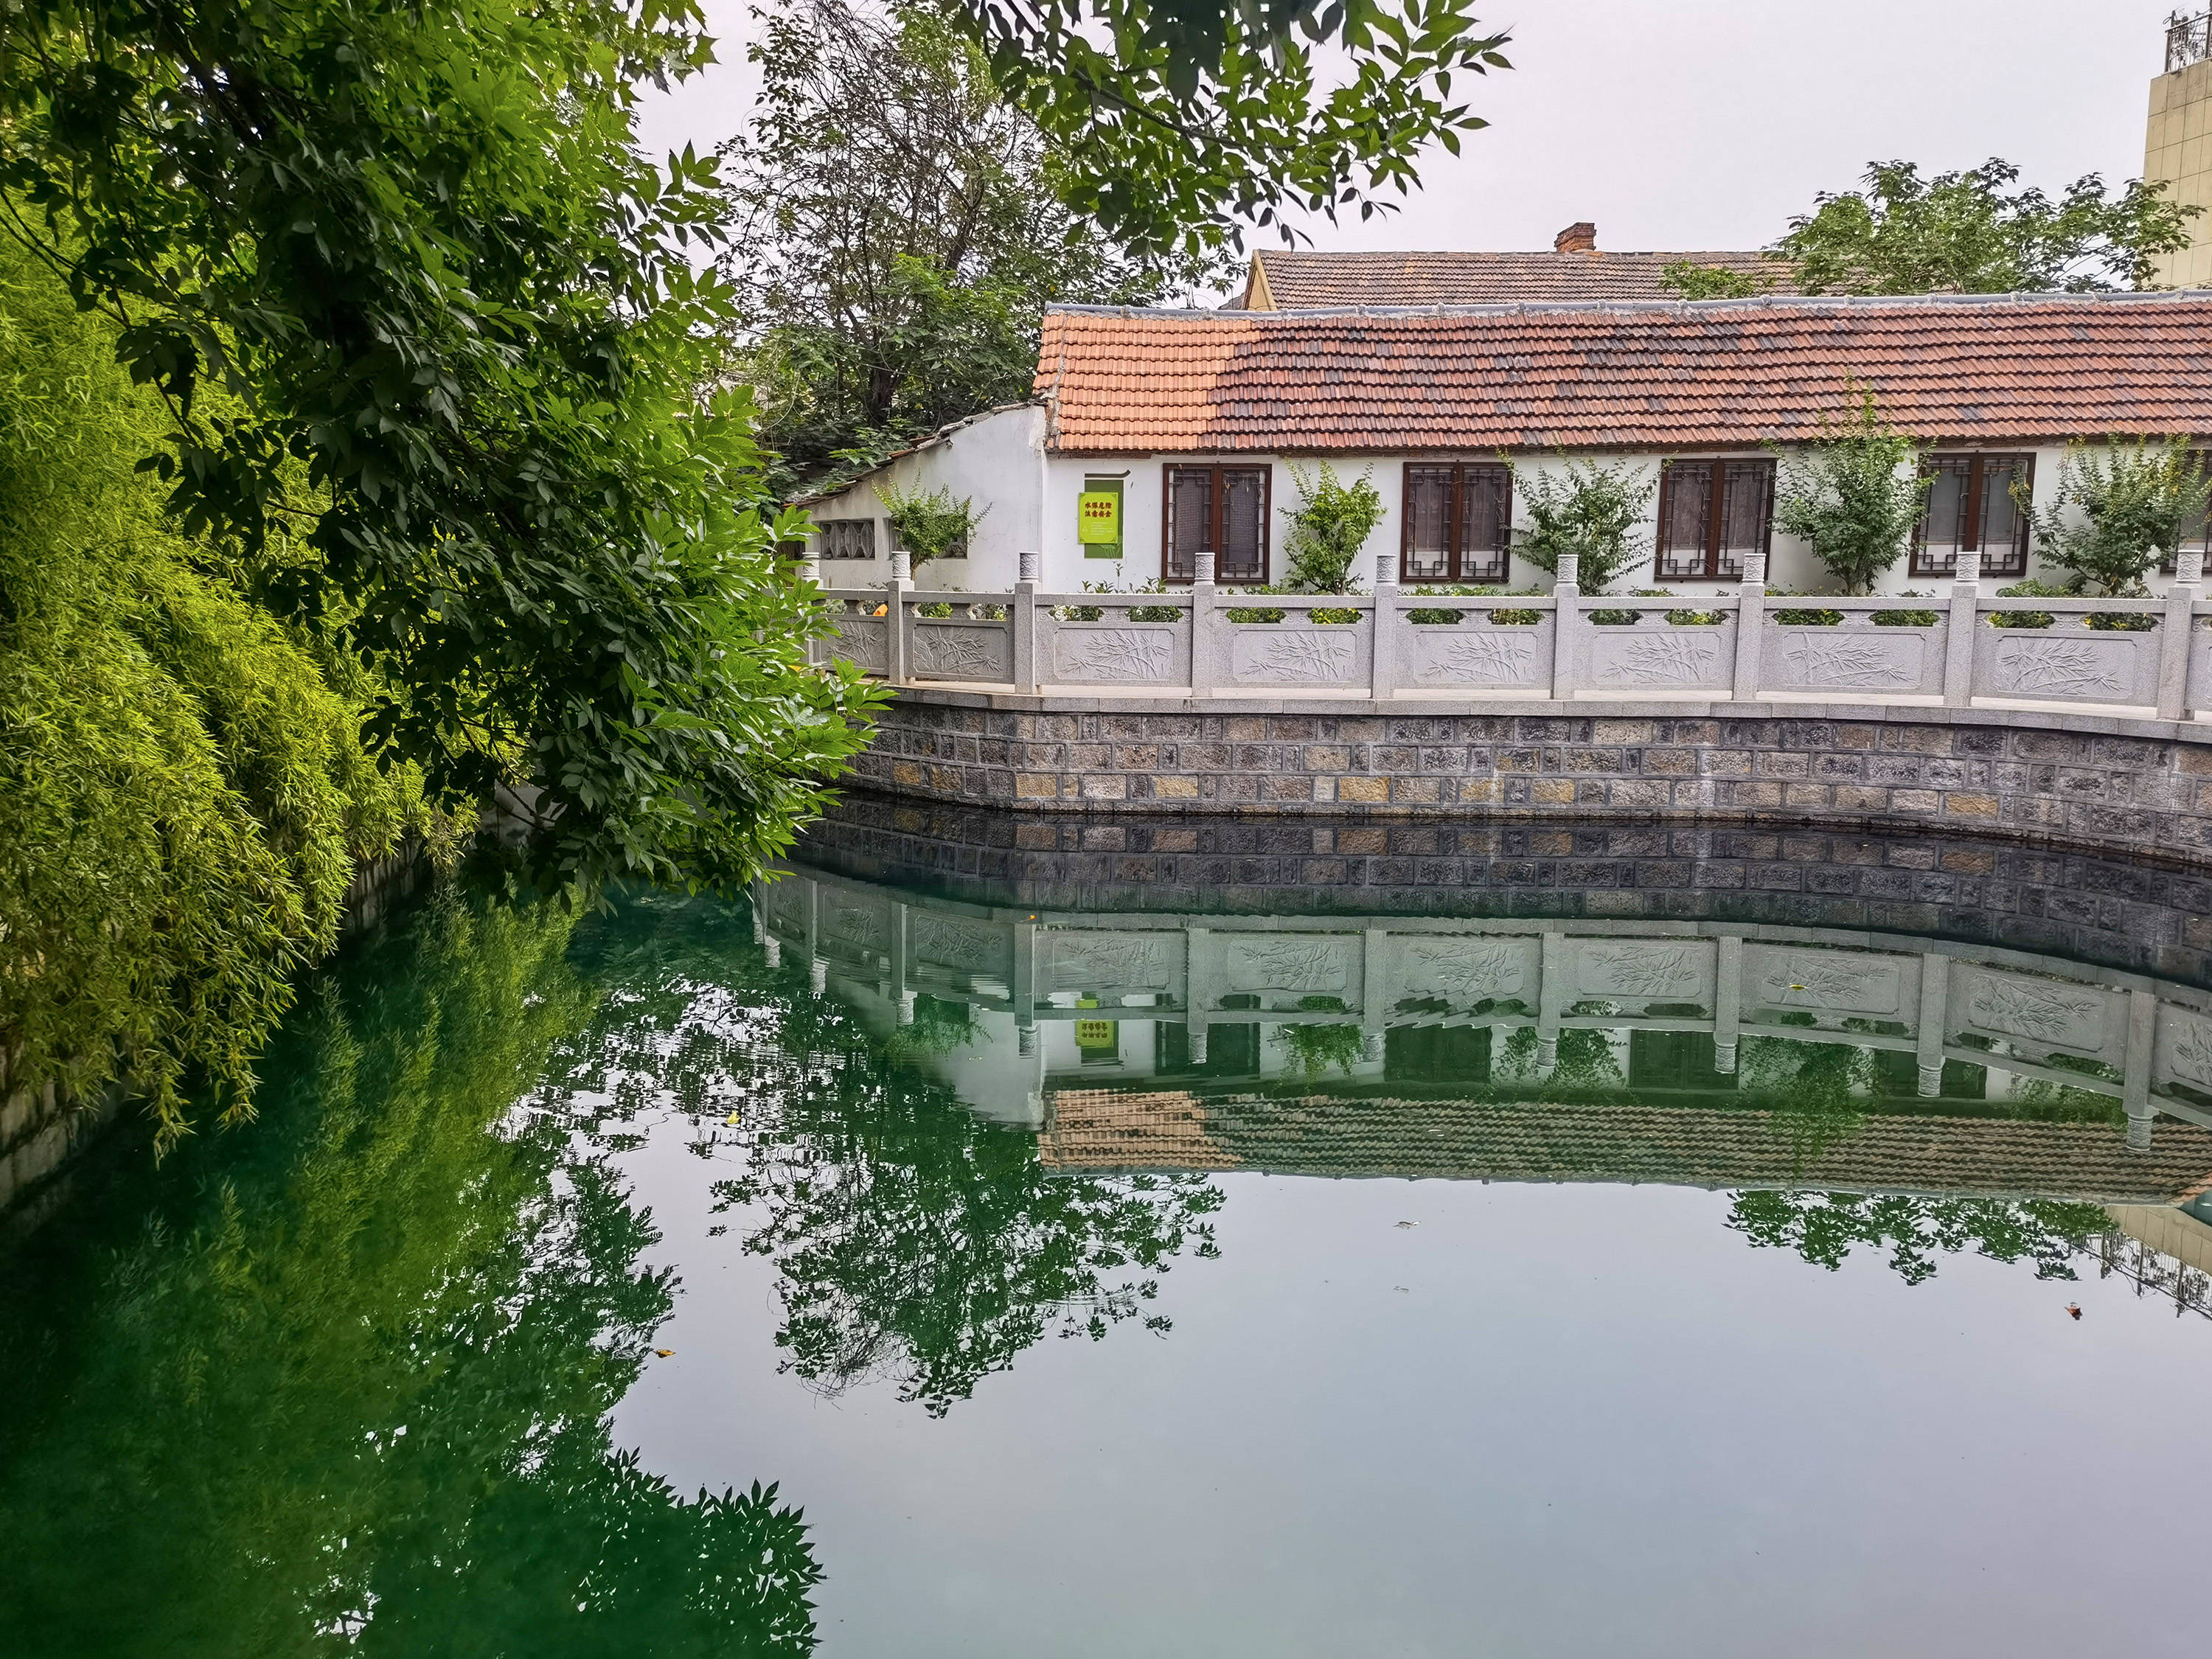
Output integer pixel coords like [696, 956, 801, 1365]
[1040, 1090, 2212, 1202]
[1239, 248, 1802, 309]
[1035, 293, 2212, 455]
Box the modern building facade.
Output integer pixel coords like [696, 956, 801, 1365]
[2148, 10, 2212, 287]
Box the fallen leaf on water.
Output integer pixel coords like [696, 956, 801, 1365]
[2065, 1304, 2082, 1321]
[654, 1349, 675, 1357]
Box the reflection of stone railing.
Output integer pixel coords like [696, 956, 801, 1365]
[812, 548, 2212, 723]
[759, 860, 2212, 1151]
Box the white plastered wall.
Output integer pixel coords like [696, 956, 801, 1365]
[1046, 442, 2128, 599]
[801, 403, 1046, 591]
[813, 428, 2157, 599]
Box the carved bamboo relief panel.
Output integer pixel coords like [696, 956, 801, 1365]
[1405, 625, 1551, 690]
[1587, 623, 1736, 692]
[1047, 621, 1188, 686]
[910, 621, 1012, 682]
[1219, 932, 1364, 1009]
[1569, 939, 1717, 1008]
[1761, 626, 1944, 697]
[1385, 935, 1541, 1010]
[1970, 628, 2158, 706]
[830, 617, 888, 672]
[1742, 945, 1915, 1021]
[1224, 628, 1369, 688]
[1046, 930, 1186, 1004]
[909, 914, 1014, 984]
[1949, 967, 2125, 1062]
[2155, 1006, 2212, 1097]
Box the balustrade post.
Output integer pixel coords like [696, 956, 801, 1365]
[2158, 547, 2202, 720]
[1941, 549, 1981, 709]
[1915, 953, 1950, 1096]
[1731, 549, 1767, 701]
[1370, 552, 1399, 703]
[1713, 936, 1742, 1077]
[1189, 551, 1217, 698]
[890, 900, 911, 1024]
[1014, 918, 1038, 1055]
[886, 552, 914, 686]
[1534, 931, 1565, 1079]
[1013, 549, 1041, 694]
[2123, 988, 2157, 1151]
[1549, 554, 1581, 702]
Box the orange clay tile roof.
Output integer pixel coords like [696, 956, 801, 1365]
[1038, 1090, 2212, 1203]
[1034, 292, 2212, 456]
[1234, 247, 1800, 309]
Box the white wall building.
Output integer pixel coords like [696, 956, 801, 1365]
[796, 292, 2212, 600]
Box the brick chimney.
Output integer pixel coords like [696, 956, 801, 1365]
[1553, 221, 1597, 254]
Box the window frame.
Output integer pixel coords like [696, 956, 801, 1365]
[1655, 456, 1775, 582]
[1161, 463, 1271, 585]
[1400, 461, 1512, 585]
[815, 518, 878, 561]
[1910, 452, 2034, 580]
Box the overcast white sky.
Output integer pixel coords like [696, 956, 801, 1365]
[637, 0, 2185, 257]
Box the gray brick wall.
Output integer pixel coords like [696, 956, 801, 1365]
[846, 694, 2212, 869]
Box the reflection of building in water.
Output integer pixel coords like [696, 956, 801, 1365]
[2095, 1201, 2212, 1318]
[761, 861, 2212, 1149]
[1037, 1091, 2212, 1203]
[765, 856, 2212, 1312]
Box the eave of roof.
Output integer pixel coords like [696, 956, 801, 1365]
[1035, 291, 2212, 456]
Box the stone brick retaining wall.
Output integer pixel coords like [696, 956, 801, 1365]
[850, 690, 2212, 868]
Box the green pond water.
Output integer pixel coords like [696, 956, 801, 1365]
[4, 821, 2212, 1658]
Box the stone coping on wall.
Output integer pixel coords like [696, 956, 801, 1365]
[888, 683, 2212, 742]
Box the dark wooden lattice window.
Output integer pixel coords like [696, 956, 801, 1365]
[1163, 465, 1270, 583]
[817, 518, 877, 560]
[1655, 459, 1774, 580]
[1401, 462, 1512, 583]
[1911, 453, 2031, 579]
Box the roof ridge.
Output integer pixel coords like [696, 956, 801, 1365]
[1048, 290, 2212, 321]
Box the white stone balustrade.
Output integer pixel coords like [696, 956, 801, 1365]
[806, 569, 2210, 723]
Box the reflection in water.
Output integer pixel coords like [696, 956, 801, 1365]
[768, 807, 2212, 1304]
[0, 892, 821, 1658]
[10, 812, 2212, 1653]
[542, 891, 1223, 1417]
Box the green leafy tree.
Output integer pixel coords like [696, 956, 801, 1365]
[878, 481, 986, 577]
[2025, 440, 2212, 595]
[0, 0, 886, 895]
[1776, 159, 2199, 295]
[1279, 462, 1386, 593]
[1508, 459, 1658, 594]
[1772, 394, 1932, 594]
[1658, 261, 1770, 300]
[965, 0, 1515, 260]
[726, 1, 1235, 487]
[0, 239, 439, 1145]
[0, 888, 822, 1655]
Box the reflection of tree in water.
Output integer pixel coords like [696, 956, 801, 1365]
[0, 888, 821, 1658]
[1742, 1034, 1869, 1167]
[1727, 1191, 2110, 1287]
[1497, 1023, 1624, 1091]
[548, 888, 1225, 1419]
